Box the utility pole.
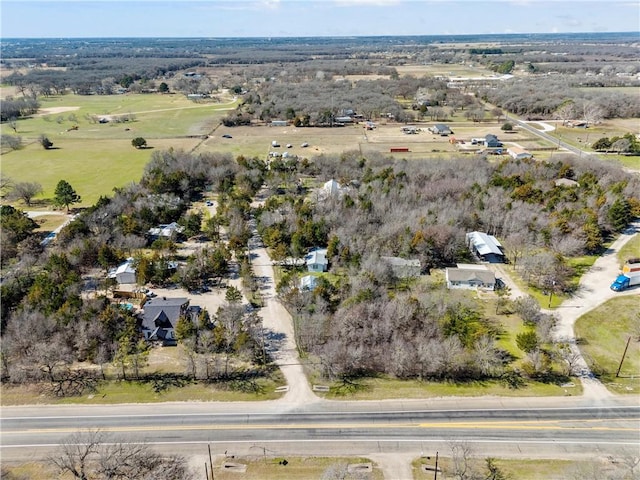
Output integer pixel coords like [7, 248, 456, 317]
[616, 336, 632, 378]
[433, 451, 439, 480]
[208, 444, 215, 480]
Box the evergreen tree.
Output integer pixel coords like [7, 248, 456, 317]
[53, 180, 81, 211]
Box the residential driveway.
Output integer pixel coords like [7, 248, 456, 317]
[492, 220, 639, 401]
[548, 220, 639, 400]
[248, 226, 319, 409]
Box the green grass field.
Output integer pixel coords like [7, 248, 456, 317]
[319, 374, 581, 400]
[617, 235, 640, 266]
[574, 296, 640, 394]
[1, 93, 237, 206]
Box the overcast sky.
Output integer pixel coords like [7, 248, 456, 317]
[1, 0, 639, 38]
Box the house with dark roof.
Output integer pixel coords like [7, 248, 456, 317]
[466, 231, 506, 263]
[141, 297, 197, 345]
[484, 134, 502, 148]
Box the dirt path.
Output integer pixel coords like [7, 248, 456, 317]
[368, 453, 415, 480]
[247, 220, 319, 409]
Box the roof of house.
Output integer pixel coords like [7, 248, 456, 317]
[456, 263, 490, 270]
[323, 179, 342, 195]
[107, 258, 136, 279]
[433, 123, 451, 131]
[305, 248, 328, 266]
[148, 222, 184, 237]
[466, 231, 504, 257]
[300, 275, 318, 290]
[142, 297, 189, 330]
[447, 267, 496, 284]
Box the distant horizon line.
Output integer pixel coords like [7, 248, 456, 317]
[2, 31, 639, 41]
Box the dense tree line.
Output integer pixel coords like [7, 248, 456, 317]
[478, 76, 640, 120]
[0, 95, 40, 121]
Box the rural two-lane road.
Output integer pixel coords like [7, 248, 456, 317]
[2, 400, 639, 462]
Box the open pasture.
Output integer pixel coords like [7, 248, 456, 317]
[0, 93, 236, 206]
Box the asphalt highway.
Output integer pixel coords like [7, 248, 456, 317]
[2, 404, 638, 461]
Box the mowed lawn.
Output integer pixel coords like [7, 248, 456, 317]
[575, 296, 640, 394]
[1, 138, 194, 206]
[0, 92, 236, 206]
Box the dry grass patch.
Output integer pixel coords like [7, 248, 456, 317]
[32, 213, 69, 234]
[212, 456, 382, 480]
[413, 456, 602, 480]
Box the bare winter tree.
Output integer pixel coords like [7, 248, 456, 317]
[49, 430, 194, 480]
[555, 343, 582, 376]
[7, 181, 43, 206]
[448, 440, 482, 480]
[48, 429, 103, 480]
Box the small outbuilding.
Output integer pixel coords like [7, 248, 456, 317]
[323, 179, 342, 196]
[147, 222, 184, 240]
[507, 146, 533, 160]
[300, 275, 319, 290]
[107, 257, 137, 285]
[381, 256, 421, 278]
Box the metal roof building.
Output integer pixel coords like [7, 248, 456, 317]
[466, 231, 505, 263]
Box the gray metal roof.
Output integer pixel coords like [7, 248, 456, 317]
[466, 231, 503, 256]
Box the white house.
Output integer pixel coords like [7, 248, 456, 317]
[148, 222, 184, 239]
[446, 264, 496, 290]
[323, 179, 342, 196]
[507, 146, 533, 160]
[305, 248, 328, 272]
[108, 258, 136, 285]
[300, 275, 318, 290]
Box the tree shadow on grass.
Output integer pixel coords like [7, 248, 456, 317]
[139, 373, 193, 393]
